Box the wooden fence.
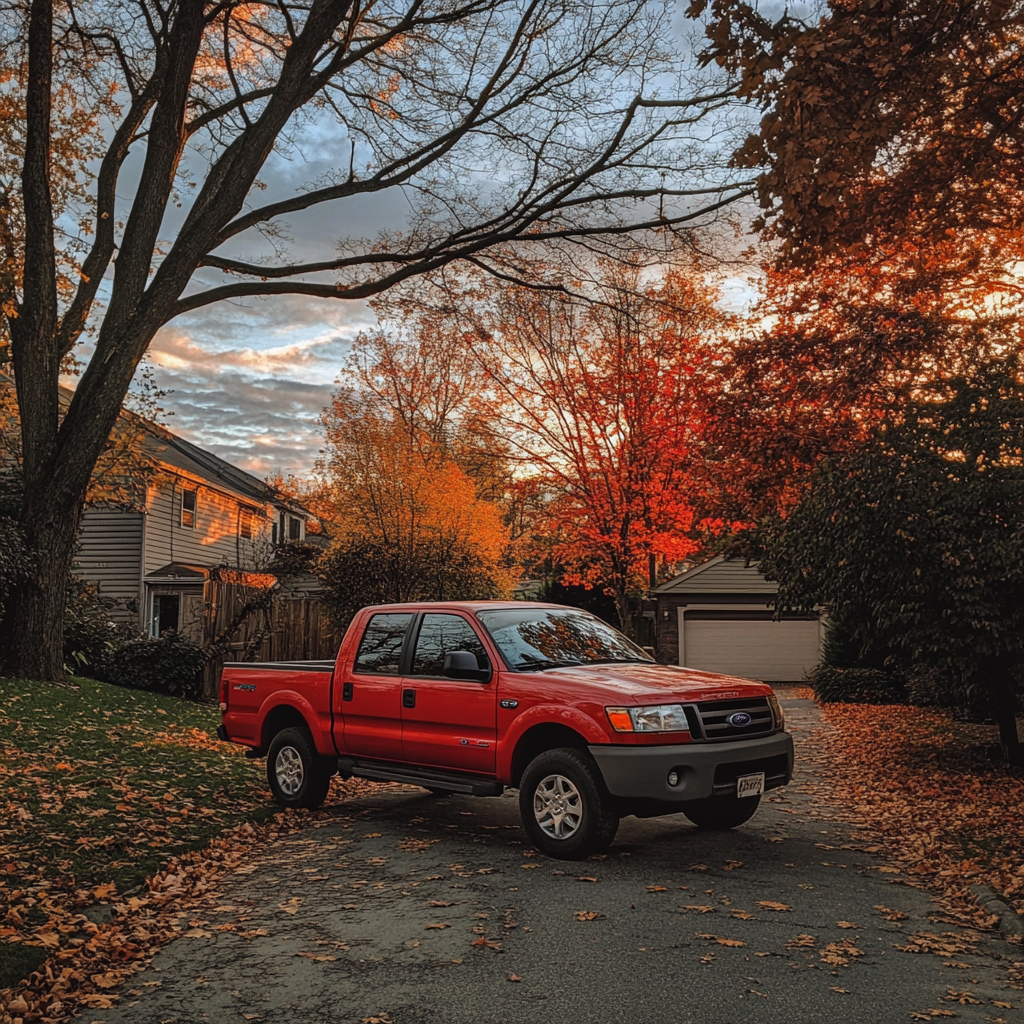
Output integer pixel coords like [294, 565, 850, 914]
[199, 578, 339, 698]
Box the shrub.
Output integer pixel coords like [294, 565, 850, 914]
[0, 514, 31, 622]
[812, 665, 906, 704]
[63, 580, 123, 676]
[104, 631, 207, 700]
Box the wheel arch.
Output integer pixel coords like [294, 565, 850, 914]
[260, 702, 314, 753]
[509, 723, 591, 787]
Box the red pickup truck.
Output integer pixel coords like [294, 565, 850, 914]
[217, 602, 793, 859]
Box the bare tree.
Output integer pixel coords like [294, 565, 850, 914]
[1, 0, 751, 680]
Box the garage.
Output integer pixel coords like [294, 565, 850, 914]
[652, 556, 823, 683]
[681, 611, 822, 682]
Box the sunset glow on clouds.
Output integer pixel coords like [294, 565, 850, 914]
[141, 293, 377, 477]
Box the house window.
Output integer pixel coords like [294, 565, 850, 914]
[239, 507, 254, 539]
[180, 487, 197, 528]
[288, 515, 302, 541]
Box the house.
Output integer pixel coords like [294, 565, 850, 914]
[651, 556, 824, 682]
[74, 420, 312, 638]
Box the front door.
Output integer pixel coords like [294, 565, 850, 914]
[401, 612, 497, 773]
[337, 611, 412, 761]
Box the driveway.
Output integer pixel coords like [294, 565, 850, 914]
[94, 694, 1022, 1024]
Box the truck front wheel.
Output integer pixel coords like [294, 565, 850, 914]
[519, 748, 619, 860]
[682, 794, 760, 830]
[267, 727, 332, 810]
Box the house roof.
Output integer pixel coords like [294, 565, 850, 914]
[653, 555, 779, 596]
[52, 383, 309, 517]
[145, 563, 279, 588]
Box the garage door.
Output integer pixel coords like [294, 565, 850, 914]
[681, 614, 821, 682]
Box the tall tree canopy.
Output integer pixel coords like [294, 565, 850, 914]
[760, 353, 1024, 766]
[693, 0, 1024, 254]
[0, 0, 754, 680]
[460, 263, 725, 632]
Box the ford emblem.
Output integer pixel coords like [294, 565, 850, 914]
[727, 712, 752, 728]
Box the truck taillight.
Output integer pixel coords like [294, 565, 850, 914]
[219, 675, 229, 712]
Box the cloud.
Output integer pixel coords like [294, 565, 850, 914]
[143, 312, 369, 475]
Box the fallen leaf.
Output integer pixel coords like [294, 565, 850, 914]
[424, 923, 450, 930]
[695, 934, 745, 947]
[574, 911, 600, 921]
[578, 876, 598, 883]
[508, 974, 522, 982]
[756, 901, 792, 912]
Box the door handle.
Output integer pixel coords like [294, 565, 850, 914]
[402, 688, 416, 709]
[342, 682, 353, 701]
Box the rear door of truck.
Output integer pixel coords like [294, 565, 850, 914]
[335, 610, 412, 761]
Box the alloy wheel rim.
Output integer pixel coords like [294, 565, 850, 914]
[533, 773, 583, 839]
[275, 745, 304, 796]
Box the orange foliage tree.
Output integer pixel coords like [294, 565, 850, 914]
[708, 232, 1024, 525]
[316, 389, 514, 625]
[457, 262, 728, 633]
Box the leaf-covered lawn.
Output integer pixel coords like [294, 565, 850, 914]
[805, 699, 1024, 918]
[0, 675, 273, 992]
[0, 675, 272, 894]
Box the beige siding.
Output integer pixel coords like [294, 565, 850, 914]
[142, 477, 275, 573]
[74, 507, 144, 622]
[657, 557, 778, 596]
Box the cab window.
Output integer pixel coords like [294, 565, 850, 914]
[353, 613, 413, 675]
[411, 613, 488, 677]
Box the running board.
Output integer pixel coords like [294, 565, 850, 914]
[336, 757, 503, 797]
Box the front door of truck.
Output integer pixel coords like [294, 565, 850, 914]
[401, 613, 497, 774]
[336, 611, 412, 761]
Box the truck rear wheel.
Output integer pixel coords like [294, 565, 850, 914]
[519, 748, 619, 860]
[682, 794, 760, 830]
[267, 727, 332, 810]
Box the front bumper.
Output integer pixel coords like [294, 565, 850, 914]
[589, 731, 794, 802]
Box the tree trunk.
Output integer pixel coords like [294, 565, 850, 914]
[0, 488, 82, 681]
[988, 661, 1024, 768]
[612, 584, 635, 639]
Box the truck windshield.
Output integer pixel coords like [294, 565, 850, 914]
[476, 608, 653, 671]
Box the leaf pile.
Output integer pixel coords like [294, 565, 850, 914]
[803, 701, 1024, 921]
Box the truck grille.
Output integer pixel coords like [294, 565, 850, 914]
[694, 697, 773, 741]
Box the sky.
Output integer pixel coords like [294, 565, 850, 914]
[96, 0, 763, 486]
[144, 296, 373, 480]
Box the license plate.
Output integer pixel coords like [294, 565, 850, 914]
[736, 772, 765, 798]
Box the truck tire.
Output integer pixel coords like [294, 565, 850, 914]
[267, 727, 332, 810]
[682, 794, 760, 830]
[519, 748, 619, 860]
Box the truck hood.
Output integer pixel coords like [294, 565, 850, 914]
[524, 661, 773, 702]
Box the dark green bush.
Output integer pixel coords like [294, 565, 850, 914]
[812, 665, 906, 704]
[0, 514, 31, 621]
[63, 580, 123, 675]
[104, 631, 207, 699]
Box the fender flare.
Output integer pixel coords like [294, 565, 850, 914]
[497, 704, 612, 780]
[257, 692, 332, 755]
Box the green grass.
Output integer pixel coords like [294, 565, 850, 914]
[1, 674, 277, 988]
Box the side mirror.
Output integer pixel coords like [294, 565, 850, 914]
[443, 650, 490, 682]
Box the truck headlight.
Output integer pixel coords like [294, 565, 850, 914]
[606, 704, 690, 733]
[768, 693, 785, 730]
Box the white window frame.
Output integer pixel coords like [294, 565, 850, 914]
[180, 486, 198, 529]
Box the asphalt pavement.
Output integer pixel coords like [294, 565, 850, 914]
[93, 695, 1023, 1024]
